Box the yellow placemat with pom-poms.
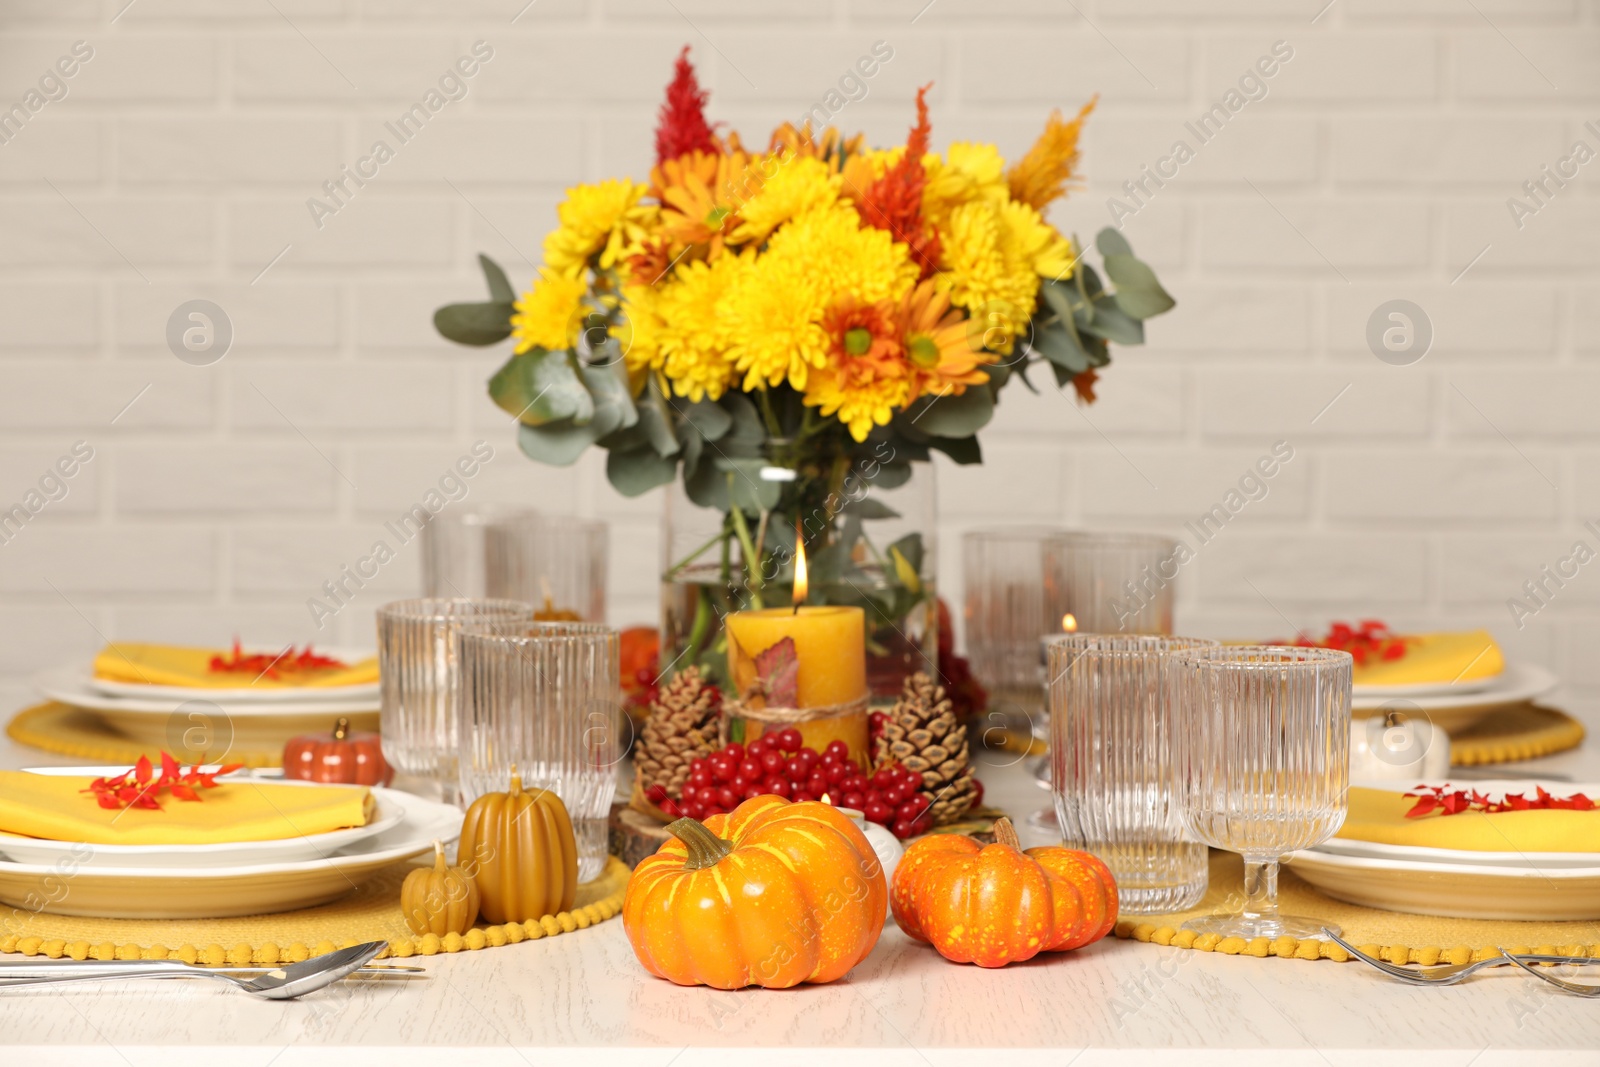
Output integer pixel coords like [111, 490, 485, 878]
[1115, 851, 1600, 964]
[0, 855, 628, 965]
[6, 701, 286, 768]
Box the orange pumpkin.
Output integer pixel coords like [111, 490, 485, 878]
[283, 717, 393, 786]
[457, 768, 579, 924]
[623, 794, 888, 989]
[891, 817, 1117, 967]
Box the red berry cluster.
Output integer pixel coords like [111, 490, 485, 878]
[642, 727, 936, 839]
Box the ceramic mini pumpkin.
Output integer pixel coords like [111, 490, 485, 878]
[401, 839, 480, 937]
[623, 794, 888, 989]
[283, 717, 393, 786]
[457, 768, 579, 924]
[891, 817, 1117, 967]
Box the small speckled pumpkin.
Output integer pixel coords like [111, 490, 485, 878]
[400, 839, 480, 937]
[890, 817, 1117, 967]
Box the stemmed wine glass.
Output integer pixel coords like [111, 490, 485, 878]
[1168, 645, 1352, 940]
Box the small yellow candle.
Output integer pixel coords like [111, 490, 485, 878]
[723, 537, 869, 761]
[725, 605, 867, 708]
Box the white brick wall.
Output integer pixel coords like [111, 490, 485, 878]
[1, 1, 1598, 727]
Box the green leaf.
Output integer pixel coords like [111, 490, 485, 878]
[842, 497, 900, 521]
[489, 349, 590, 426]
[684, 457, 782, 514]
[479, 254, 516, 305]
[1079, 297, 1144, 345]
[641, 377, 681, 457]
[926, 434, 982, 465]
[517, 418, 600, 467]
[1039, 279, 1079, 324]
[434, 302, 514, 346]
[1049, 360, 1075, 389]
[720, 392, 766, 455]
[606, 446, 677, 496]
[871, 460, 913, 490]
[579, 359, 637, 440]
[673, 398, 733, 442]
[900, 388, 994, 438]
[888, 532, 925, 579]
[1032, 319, 1091, 373]
[1095, 228, 1133, 259]
[1103, 253, 1176, 320]
[984, 357, 1012, 391]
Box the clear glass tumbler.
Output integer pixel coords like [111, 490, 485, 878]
[484, 514, 608, 623]
[1169, 645, 1353, 940]
[376, 598, 534, 800]
[1055, 531, 1179, 634]
[458, 624, 623, 882]
[961, 527, 1072, 713]
[1047, 633, 1218, 914]
[421, 506, 539, 599]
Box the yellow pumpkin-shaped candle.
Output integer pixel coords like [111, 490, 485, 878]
[400, 839, 481, 937]
[891, 817, 1117, 967]
[623, 794, 888, 989]
[457, 768, 579, 924]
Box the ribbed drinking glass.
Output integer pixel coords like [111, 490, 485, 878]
[1047, 633, 1218, 914]
[484, 514, 608, 622]
[377, 598, 534, 800]
[458, 624, 622, 882]
[421, 507, 538, 598]
[1055, 531, 1178, 634]
[1170, 645, 1353, 940]
[961, 528, 1072, 712]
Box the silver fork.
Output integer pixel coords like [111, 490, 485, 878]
[0, 941, 388, 999]
[1500, 946, 1600, 998]
[1324, 929, 1600, 986]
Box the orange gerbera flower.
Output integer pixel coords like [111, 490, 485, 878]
[805, 295, 912, 441]
[1007, 97, 1096, 210]
[652, 149, 760, 260]
[768, 121, 865, 171]
[898, 279, 992, 400]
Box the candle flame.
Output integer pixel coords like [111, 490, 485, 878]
[1061, 613, 1078, 632]
[793, 530, 808, 608]
[820, 792, 831, 805]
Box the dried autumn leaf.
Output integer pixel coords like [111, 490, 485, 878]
[753, 636, 800, 708]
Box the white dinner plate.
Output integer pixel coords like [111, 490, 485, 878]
[81, 646, 378, 703]
[1351, 661, 1558, 730]
[34, 667, 379, 750]
[0, 769, 407, 868]
[1283, 847, 1600, 921]
[1352, 675, 1498, 699]
[36, 667, 379, 716]
[0, 787, 457, 919]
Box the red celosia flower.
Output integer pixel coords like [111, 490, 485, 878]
[655, 46, 720, 165]
[855, 83, 942, 279]
[83, 751, 244, 811]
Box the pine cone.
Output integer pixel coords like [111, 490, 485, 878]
[635, 666, 721, 800]
[874, 671, 977, 826]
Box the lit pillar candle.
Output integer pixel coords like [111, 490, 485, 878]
[724, 538, 869, 761]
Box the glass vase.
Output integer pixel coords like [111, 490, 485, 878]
[660, 437, 937, 702]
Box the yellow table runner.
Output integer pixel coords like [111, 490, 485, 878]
[0, 771, 371, 845]
[94, 642, 378, 690]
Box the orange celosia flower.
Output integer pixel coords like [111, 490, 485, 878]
[854, 84, 941, 278]
[1070, 366, 1099, 404]
[1007, 97, 1096, 210]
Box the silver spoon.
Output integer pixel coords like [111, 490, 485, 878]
[0, 941, 388, 1000]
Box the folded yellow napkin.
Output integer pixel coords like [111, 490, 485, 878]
[93, 642, 379, 690]
[1336, 786, 1597, 854]
[0, 772, 373, 846]
[1352, 629, 1503, 687]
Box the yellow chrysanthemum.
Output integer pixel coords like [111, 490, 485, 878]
[999, 199, 1077, 281]
[510, 269, 588, 354]
[921, 142, 1007, 229]
[938, 200, 1042, 354]
[723, 203, 919, 390]
[542, 179, 655, 278]
[731, 157, 841, 245]
[612, 283, 663, 375]
[655, 252, 748, 402]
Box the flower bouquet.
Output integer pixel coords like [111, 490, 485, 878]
[434, 48, 1174, 696]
